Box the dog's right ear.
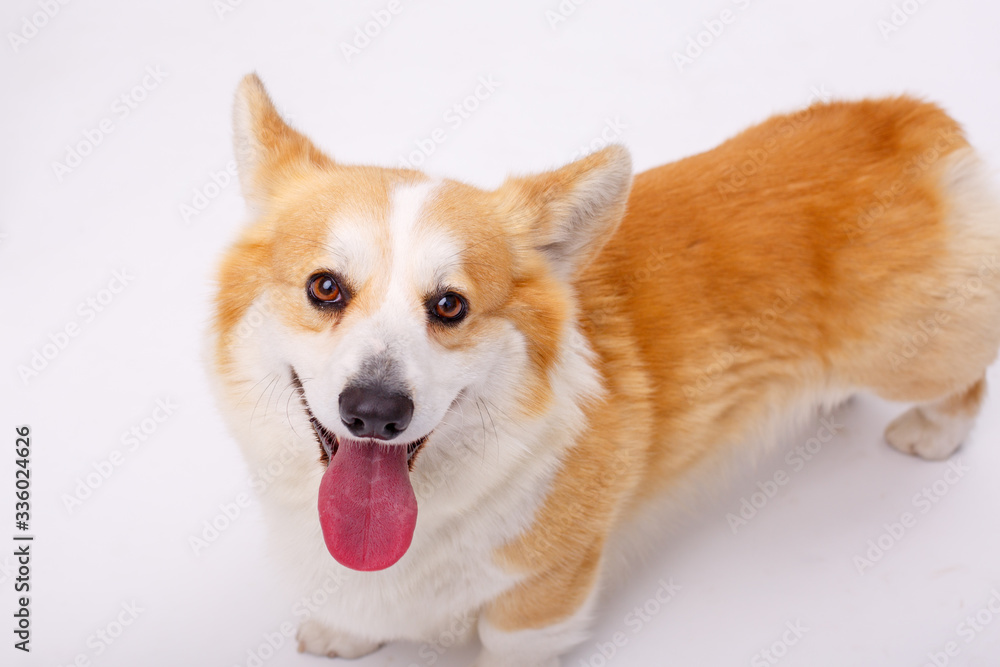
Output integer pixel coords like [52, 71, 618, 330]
[232, 73, 333, 209]
[500, 145, 633, 280]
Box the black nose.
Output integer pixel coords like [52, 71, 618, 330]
[339, 385, 414, 440]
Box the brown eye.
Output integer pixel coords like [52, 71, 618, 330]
[308, 273, 344, 306]
[431, 292, 467, 323]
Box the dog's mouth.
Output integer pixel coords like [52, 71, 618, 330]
[289, 368, 426, 572]
[290, 369, 429, 470]
[308, 415, 428, 471]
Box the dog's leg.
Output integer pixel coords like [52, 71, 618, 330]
[474, 552, 601, 667]
[475, 600, 594, 667]
[296, 619, 382, 659]
[885, 376, 986, 460]
[842, 149, 1000, 461]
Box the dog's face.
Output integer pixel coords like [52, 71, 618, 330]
[213, 74, 632, 571]
[261, 176, 522, 461]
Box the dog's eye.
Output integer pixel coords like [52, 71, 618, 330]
[308, 273, 344, 306]
[431, 292, 467, 323]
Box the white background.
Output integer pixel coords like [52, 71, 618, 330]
[2, 1, 1000, 666]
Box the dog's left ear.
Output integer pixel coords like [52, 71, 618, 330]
[232, 73, 333, 209]
[502, 145, 633, 278]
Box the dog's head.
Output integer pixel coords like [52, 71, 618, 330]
[213, 74, 632, 571]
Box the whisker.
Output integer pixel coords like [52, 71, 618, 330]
[481, 398, 500, 464]
[237, 373, 276, 408]
[250, 375, 279, 428]
[284, 385, 301, 438]
[265, 372, 283, 414]
[279, 379, 305, 438]
[474, 398, 488, 465]
[482, 398, 526, 434]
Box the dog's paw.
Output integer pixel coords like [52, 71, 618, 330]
[296, 619, 382, 659]
[885, 407, 970, 461]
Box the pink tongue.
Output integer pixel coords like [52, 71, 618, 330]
[317, 439, 417, 571]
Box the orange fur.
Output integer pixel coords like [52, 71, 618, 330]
[486, 97, 1000, 631]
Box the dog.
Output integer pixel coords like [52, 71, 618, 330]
[209, 74, 1000, 666]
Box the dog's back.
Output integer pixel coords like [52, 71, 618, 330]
[496, 98, 1000, 606]
[593, 97, 1000, 501]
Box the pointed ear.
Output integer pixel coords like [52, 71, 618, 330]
[232, 73, 333, 208]
[502, 145, 633, 278]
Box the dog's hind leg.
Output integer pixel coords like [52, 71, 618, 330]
[885, 376, 986, 460]
[858, 150, 1000, 461]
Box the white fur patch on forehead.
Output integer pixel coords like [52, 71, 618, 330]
[389, 181, 464, 293]
[324, 217, 379, 285]
[322, 205, 384, 288]
[321, 180, 463, 296]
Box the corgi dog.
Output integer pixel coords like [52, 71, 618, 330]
[210, 74, 1000, 666]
